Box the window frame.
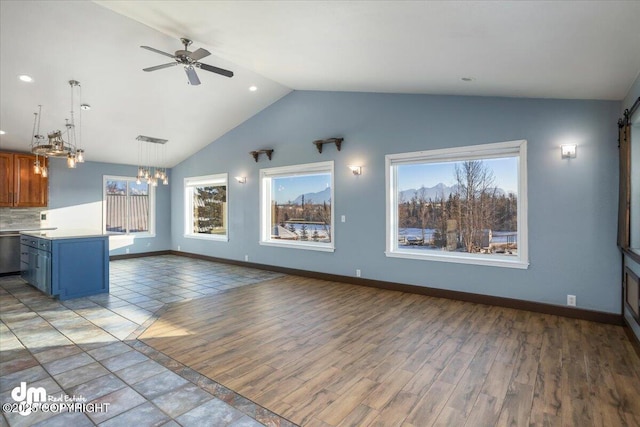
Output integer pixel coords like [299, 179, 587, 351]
[385, 139, 528, 269]
[184, 173, 229, 242]
[259, 161, 335, 252]
[629, 110, 640, 256]
[102, 175, 155, 238]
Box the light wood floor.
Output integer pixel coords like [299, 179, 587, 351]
[139, 275, 640, 427]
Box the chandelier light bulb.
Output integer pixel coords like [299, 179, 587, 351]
[163, 177, 169, 185]
[76, 149, 84, 163]
[41, 166, 48, 178]
[67, 153, 76, 168]
[34, 159, 41, 175]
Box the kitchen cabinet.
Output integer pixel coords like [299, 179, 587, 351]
[0, 151, 48, 207]
[20, 237, 51, 294]
[20, 230, 109, 300]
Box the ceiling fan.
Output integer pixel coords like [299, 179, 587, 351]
[141, 38, 234, 85]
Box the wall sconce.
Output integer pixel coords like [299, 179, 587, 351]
[235, 176, 246, 184]
[561, 144, 577, 159]
[348, 165, 362, 175]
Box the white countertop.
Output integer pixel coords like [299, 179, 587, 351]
[20, 229, 107, 240]
[0, 227, 56, 233]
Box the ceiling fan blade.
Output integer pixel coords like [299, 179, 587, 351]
[143, 62, 177, 72]
[197, 63, 234, 78]
[185, 66, 201, 85]
[140, 45, 176, 59]
[188, 48, 210, 61]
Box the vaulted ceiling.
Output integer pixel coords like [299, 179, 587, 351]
[1, 1, 639, 167]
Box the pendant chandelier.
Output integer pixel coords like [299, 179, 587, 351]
[30, 79, 87, 173]
[136, 135, 169, 186]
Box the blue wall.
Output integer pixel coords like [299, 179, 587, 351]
[171, 91, 621, 314]
[47, 158, 171, 255]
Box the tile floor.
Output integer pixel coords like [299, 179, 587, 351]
[0, 255, 297, 427]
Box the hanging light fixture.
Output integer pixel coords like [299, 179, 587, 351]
[136, 135, 169, 186]
[30, 80, 87, 169]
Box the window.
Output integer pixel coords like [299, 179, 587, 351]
[184, 174, 228, 241]
[103, 176, 155, 236]
[386, 140, 528, 269]
[260, 161, 334, 252]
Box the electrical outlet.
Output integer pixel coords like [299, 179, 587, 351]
[567, 294, 576, 306]
[341, 215, 346, 223]
[125, 248, 130, 254]
[177, 245, 181, 251]
[356, 269, 361, 277]
[245, 255, 249, 262]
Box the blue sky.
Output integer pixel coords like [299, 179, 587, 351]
[105, 180, 148, 195]
[398, 157, 518, 194]
[273, 173, 331, 203]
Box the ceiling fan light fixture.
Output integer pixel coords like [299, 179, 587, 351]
[141, 37, 234, 85]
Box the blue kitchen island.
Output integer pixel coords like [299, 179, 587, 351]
[20, 229, 109, 300]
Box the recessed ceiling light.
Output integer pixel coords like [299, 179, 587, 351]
[80, 104, 91, 111]
[461, 77, 473, 82]
[0, 130, 5, 135]
[249, 85, 258, 92]
[18, 75, 33, 82]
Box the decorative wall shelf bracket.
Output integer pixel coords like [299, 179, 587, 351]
[250, 149, 274, 162]
[313, 138, 343, 154]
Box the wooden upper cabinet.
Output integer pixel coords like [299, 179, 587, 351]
[0, 152, 48, 208]
[0, 152, 13, 206]
[14, 154, 48, 207]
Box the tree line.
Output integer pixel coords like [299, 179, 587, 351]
[273, 195, 332, 240]
[194, 186, 226, 233]
[399, 160, 517, 252]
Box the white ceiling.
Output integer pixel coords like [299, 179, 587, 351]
[1, 0, 639, 167]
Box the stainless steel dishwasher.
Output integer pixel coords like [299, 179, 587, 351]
[0, 232, 22, 274]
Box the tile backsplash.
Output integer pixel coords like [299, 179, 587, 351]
[0, 207, 43, 230]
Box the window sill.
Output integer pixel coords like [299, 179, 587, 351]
[260, 240, 335, 252]
[385, 250, 529, 269]
[108, 233, 155, 239]
[184, 234, 228, 242]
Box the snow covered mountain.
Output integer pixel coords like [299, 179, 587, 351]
[399, 183, 506, 201]
[292, 187, 332, 205]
